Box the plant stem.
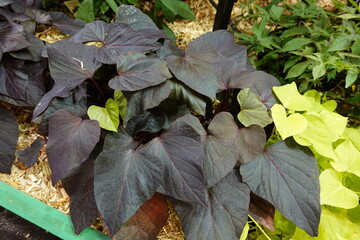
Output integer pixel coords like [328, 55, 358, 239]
[248, 214, 272, 240]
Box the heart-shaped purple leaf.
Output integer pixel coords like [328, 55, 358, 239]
[0, 20, 30, 53]
[46, 109, 101, 184]
[0, 105, 18, 174]
[192, 30, 253, 70]
[240, 141, 321, 236]
[18, 137, 46, 168]
[72, 21, 160, 64]
[49, 11, 86, 35]
[0, 56, 28, 101]
[175, 170, 250, 240]
[142, 114, 207, 206]
[204, 112, 266, 187]
[94, 129, 163, 235]
[109, 52, 171, 91]
[32, 83, 74, 120]
[166, 51, 219, 100]
[47, 40, 101, 88]
[63, 159, 97, 234]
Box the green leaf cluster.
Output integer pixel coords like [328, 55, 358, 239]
[234, 0, 360, 123]
[270, 82, 360, 240]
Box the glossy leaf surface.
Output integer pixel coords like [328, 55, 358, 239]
[47, 109, 101, 183]
[94, 129, 163, 235]
[175, 170, 250, 240]
[240, 141, 321, 236]
[0, 105, 18, 174]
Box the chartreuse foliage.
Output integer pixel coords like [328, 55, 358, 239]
[234, 0, 360, 124]
[269, 83, 360, 240]
[0, 2, 323, 240]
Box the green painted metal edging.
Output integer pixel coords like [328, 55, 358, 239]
[0, 181, 109, 240]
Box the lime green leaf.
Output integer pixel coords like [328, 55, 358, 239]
[319, 110, 347, 141]
[271, 104, 307, 140]
[274, 209, 296, 236]
[320, 207, 360, 239]
[345, 70, 358, 88]
[239, 222, 249, 240]
[76, 0, 94, 23]
[341, 127, 360, 150]
[312, 63, 326, 80]
[114, 90, 127, 120]
[320, 169, 358, 208]
[292, 225, 330, 240]
[272, 82, 311, 111]
[322, 100, 337, 112]
[285, 60, 311, 79]
[328, 35, 353, 52]
[303, 90, 324, 112]
[347, 204, 360, 223]
[237, 88, 273, 127]
[331, 140, 360, 177]
[87, 99, 119, 132]
[294, 113, 336, 159]
[281, 38, 312, 52]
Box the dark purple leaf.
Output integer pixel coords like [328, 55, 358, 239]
[10, 0, 41, 13]
[142, 114, 207, 206]
[203, 112, 237, 187]
[168, 80, 207, 116]
[32, 83, 74, 120]
[0, 8, 30, 21]
[49, 11, 86, 35]
[0, 55, 29, 101]
[115, 4, 168, 40]
[114, 193, 168, 240]
[217, 60, 254, 92]
[47, 40, 101, 87]
[25, 8, 51, 24]
[175, 170, 251, 240]
[249, 192, 275, 231]
[240, 141, 321, 236]
[17, 137, 45, 168]
[109, 52, 171, 91]
[166, 51, 219, 99]
[125, 81, 172, 121]
[0, 20, 30, 53]
[0, 0, 14, 7]
[62, 159, 97, 234]
[0, 105, 18, 174]
[126, 110, 166, 137]
[47, 109, 101, 184]
[203, 112, 266, 187]
[157, 40, 185, 60]
[220, 70, 280, 108]
[72, 21, 160, 64]
[192, 30, 253, 70]
[10, 31, 45, 62]
[159, 100, 191, 129]
[248, 71, 280, 108]
[115, 4, 159, 31]
[0, 57, 46, 107]
[36, 91, 87, 135]
[94, 129, 163, 235]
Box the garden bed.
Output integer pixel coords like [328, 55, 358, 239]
[0, 0, 344, 239]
